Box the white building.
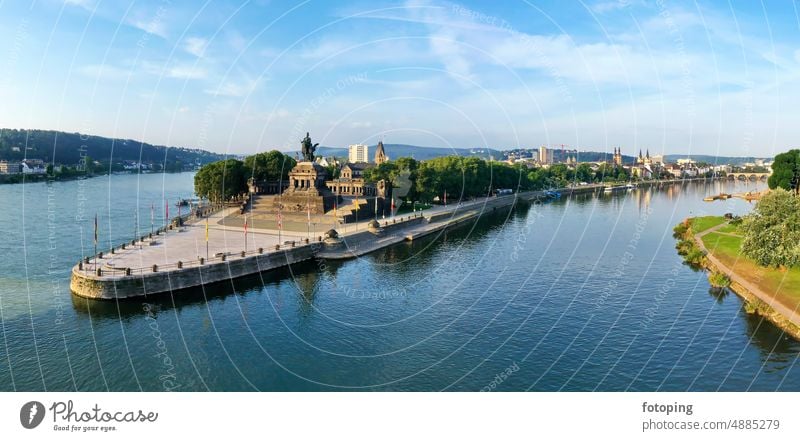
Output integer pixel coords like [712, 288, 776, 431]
[348, 144, 369, 163]
[0, 160, 21, 174]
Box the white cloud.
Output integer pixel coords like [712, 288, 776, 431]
[204, 78, 261, 97]
[63, 0, 94, 10]
[183, 37, 208, 58]
[166, 64, 206, 79]
[78, 64, 129, 80]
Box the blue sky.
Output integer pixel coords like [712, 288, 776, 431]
[0, 0, 797, 157]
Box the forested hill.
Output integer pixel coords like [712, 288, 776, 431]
[0, 129, 227, 167]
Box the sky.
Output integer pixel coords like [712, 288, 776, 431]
[0, 0, 797, 157]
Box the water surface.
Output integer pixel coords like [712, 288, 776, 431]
[1, 174, 795, 391]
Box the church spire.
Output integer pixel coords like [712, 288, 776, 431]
[374, 140, 388, 165]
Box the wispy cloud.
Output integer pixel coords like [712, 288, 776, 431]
[204, 77, 261, 97]
[183, 37, 208, 58]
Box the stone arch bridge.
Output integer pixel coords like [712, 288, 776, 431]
[726, 172, 771, 181]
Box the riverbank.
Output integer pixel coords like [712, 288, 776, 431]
[0, 169, 193, 185]
[676, 216, 800, 340]
[70, 189, 559, 299]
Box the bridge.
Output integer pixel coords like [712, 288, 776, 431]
[726, 172, 771, 181]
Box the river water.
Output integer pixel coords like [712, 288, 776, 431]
[1, 173, 796, 391]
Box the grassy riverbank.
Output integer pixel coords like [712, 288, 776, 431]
[676, 215, 800, 338]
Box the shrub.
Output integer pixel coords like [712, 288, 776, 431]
[708, 271, 731, 288]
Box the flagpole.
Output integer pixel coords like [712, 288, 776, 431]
[150, 202, 154, 237]
[205, 213, 209, 260]
[93, 213, 98, 272]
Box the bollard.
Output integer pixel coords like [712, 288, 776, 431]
[111, 247, 115, 254]
[121, 243, 126, 250]
[318, 236, 322, 242]
[84, 256, 90, 264]
[132, 239, 136, 246]
[177, 261, 182, 269]
[304, 238, 309, 244]
[78, 261, 83, 271]
[152, 264, 158, 272]
[221, 254, 226, 261]
[149, 233, 152, 239]
[199, 257, 204, 265]
[258, 247, 263, 254]
[96, 268, 102, 276]
[125, 268, 131, 276]
[291, 241, 295, 247]
[98, 252, 103, 259]
[275, 244, 280, 250]
[241, 251, 245, 258]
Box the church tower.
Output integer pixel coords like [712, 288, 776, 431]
[613, 147, 623, 166]
[374, 140, 388, 165]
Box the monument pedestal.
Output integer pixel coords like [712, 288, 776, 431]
[274, 162, 336, 214]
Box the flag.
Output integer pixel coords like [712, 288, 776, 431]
[277, 212, 282, 230]
[244, 217, 248, 235]
[93, 214, 98, 245]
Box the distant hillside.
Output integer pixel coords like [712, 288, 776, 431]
[311, 144, 503, 161]
[0, 129, 227, 167]
[663, 154, 771, 165]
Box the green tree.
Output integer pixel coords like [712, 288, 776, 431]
[243, 150, 296, 182]
[740, 188, 800, 268]
[194, 159, 247, 201]
[575, 163, 593, 183]
[768, 149, 799, 193]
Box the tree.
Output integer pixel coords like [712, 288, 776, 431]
[768, 149, 800, 193]
[740, 188, 800, 268]
[194, 159, 247, 201]
[576, 163, 593, 183]
[243, 150, 295, 182]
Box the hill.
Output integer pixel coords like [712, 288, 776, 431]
[312, 144, 503, 161]
[663, 154, 771, 166]
[0, 129, 227, 169]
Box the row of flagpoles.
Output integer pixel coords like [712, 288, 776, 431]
[89, 191, 418, 271]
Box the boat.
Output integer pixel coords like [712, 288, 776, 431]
[175, 198, 199, 207]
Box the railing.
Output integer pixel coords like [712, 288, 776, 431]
[77, 237, 323, 278]
[76, 211, 427, 278]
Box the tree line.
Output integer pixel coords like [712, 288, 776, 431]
[194, 150, 297, 201]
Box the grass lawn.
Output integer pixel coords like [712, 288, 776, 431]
[690, 216, 727, 233]
[701, 231, 800, 307]
[715, 223, 741, 234]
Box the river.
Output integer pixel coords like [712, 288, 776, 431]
[1, 173, 796, 391]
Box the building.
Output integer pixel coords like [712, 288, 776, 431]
[0, 160, 21, 174]
[374, 141, 388, 165]
[326, 162, 377, 196]
[538, 146, 553, 165]
[21, 160, 46, 174]
[636, 149, 653, 165]
[348, 144, 369, 163]
[612, 147, 623, 166]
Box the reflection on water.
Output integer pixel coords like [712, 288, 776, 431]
[1, 175, 799, 391]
